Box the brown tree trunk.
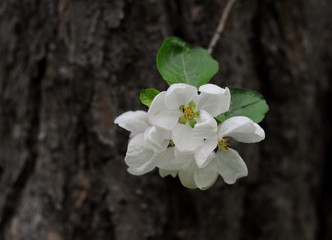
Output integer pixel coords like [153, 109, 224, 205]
[1, 0, 331, 239]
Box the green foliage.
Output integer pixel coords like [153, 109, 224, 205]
[216, 88, 269, 123]
[157, 37, 219, 88]
[139, 88, 160, 107]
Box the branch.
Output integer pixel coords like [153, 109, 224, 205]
[207, 0, 237, 54]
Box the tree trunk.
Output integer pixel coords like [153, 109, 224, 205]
[1, 0, 331, 239]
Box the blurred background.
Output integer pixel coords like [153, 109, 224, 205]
[0, 0, 332, 239]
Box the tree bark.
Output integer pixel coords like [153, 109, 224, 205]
[0, 0, 331, 239]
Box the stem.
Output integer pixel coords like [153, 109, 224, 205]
[207, 0, 237, 54]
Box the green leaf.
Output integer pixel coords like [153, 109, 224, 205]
[139, 88, 160, 107]
[157, 37, 219, 88]
[216, 88, 269, 123]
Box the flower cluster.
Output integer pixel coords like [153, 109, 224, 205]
[114, 83, 265, 190]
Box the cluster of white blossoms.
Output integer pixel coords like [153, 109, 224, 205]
[114, 83, 265, 190]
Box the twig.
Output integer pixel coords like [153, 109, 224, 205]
[207, 0, 237, 54]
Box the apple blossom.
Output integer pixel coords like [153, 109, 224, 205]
[148, 83, 230, 152]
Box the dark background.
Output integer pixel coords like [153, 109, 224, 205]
[0, 0, 332, 239]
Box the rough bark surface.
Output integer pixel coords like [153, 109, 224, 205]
[0, 0, 331, 239]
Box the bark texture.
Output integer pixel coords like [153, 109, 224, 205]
[0, 0, 332, 239]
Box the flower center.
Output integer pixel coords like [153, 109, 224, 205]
[218, 138, 230, 152]
[178, 101, 200, 128]
[183, 106, 194, 120]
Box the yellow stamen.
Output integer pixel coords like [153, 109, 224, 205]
[218, 138, 231, 152]
[183, 106, 194, 120]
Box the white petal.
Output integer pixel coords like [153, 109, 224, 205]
[154, 147, 176, 169]
[178, 164, 197, 189]
[174, 147, 188, 158]
[193, 110, 218, 138]
[159, 169, 178, 178]
[214, 148, 248, 184]
[195, 85, 230, 116]
[194, 138, 218, 168]
[194, 161, 219, 190]
[128, 148, 178, 175]
[114, 110, 150, 136]
[125, 134, 154, 168]
[127, 157, 156, 176]
[165, 83, 198, 109]
[156, 127, 172, 139]
[160, 148, 193, 170]
[148, 92, 181, 130]
[144, 126, 169, 153]
[253, 123, 265, 140]
[218, 116, 265, 143]
[172, 124, 204, 152]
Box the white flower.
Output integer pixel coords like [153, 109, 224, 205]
[211, 116, 265, 184]
[158, 116, 265, 189]
[195, 116, 266, 171]
[148, 83, 230, 152]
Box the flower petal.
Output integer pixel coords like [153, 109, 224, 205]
[193, 110, 218, 139]
[159, 169, 178, 178]
[165, 83, 198, 109]
[148, 91, 181, 130]
[178, 164, 197, 189]
[194, 137, 218, 168]
[172, 124, 204, 152]
[154, 147, 176, 169]
[144, 126, 169, 153]
[194, 158, 219, 190]
[114, 110, 150, 136]
[214, 148, 248, 184]
[218, 116, 265, 143]
[127, 157, 156, 176]
[160, 148, 193, 170]
[156, 127, 172, 140]
[125, 134, 154, 168]
[195, 84, 230, 116]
